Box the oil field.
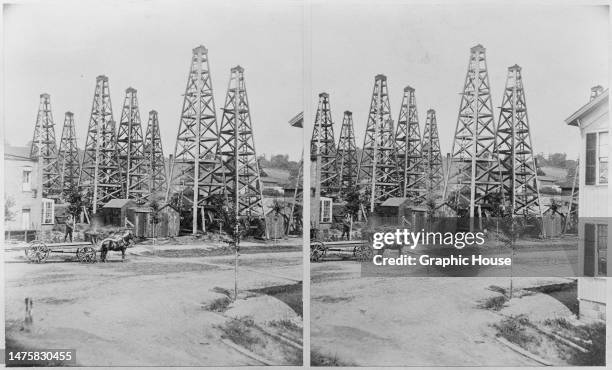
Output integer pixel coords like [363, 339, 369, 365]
[3, 2, 303, 365]
[308, 3, 607, 366]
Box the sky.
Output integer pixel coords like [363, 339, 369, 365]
[2, 0, 304, 161]
[309, 1, 609, 160]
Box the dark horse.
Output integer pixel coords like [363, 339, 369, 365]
[99, 229, 134, 262]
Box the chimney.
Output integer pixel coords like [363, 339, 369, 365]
[590, 85, 604, 101]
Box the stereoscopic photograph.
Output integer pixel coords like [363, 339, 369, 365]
[308, 2, 609, 367]
[2, 0, 303, 366]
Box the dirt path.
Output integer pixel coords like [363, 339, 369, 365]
[310, 257, 572, 366]
[5, 244, 302, 366]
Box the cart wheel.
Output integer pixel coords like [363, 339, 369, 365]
[355, 243, 374, 262]
[28, 241, 49, 263]
[83, 246, 96, 263]
[25, 240, 43, 262]
[310, 242, 325, 262]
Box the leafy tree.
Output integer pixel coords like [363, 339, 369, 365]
[4, 196, 15, 221]
[65, 185, 89, 219]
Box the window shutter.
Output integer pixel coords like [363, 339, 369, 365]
[585, 133, 597, 185]
[584, 223, 596, 276]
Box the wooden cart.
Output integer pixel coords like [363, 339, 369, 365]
[25, 240, 97, 263]
[310, 240, 372, 262]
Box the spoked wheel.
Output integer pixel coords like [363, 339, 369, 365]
[26, 241, 49, 263]
[355, 243, 374, 262]
[76, 246, 97, 263]
[310, 242, 326, 262]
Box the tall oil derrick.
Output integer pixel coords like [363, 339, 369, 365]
[336, 110, 358, 195]
[144, 110, 167, 197]
[422, 109, 444, 194]
[57, 112, 80, 192]
[445, 45, 499, 221]
[492, 65, 542, 217]
[217, 66, 265, 223]
[310, 92, 337, 196]
[117, 87, 147, 202]
[357, 74, 400, 213]
[167, 45, 224, 235]
[30, 93, 61, 198]
[395, 86, 425, 200]
[79, 75, 122, 214]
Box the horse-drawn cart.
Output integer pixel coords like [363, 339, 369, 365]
[25, 241, 97, 263]
[310, 240, 373, 262]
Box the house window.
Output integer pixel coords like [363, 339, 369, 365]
[585, 131, 608, 185]
[584, 223, 608, 276]
[598, 131, 608, 184]
[597, 225, 608, 276]
[42, 199, 55, 225]
[320, 198, 332, 223]
[22, 168, 32, 191]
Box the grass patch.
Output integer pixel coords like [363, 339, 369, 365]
[205, 296, 231, 312]
[315, 295, 354, 304]
[269, 319, 302, 333]
[569, 322, 605, 366]
[543, 317, 574, 330]
[480, 295, 508, 311]
[494, 315, 540, 348]
[488, 285, 507, 295]
[219, 317, 263, 352]
[311, 350, 353, 366]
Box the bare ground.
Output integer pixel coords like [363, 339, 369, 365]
[4, 241, 303, 366]
[310, 243, 581, 367]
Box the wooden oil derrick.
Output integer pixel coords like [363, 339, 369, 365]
[422, 109, 444, 194]
[30, 93, 61, 198]
[79, 75, 122, 214]
[310, 92, 337, 196]
[445, 45, 499, 222]
[357, 74, 400, 213]
[217, 66, 266, 224]
[336, 110, 358, 196]
[167, 45, 224, 235]
[57, 112, 80, 192]
[117, 87, 147, 202]
[492, 65, 542, 217]
[144, 110, 167, 197]
[395, 86, 425, 200]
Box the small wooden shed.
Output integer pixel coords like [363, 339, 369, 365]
[102, 199, 136, 227]
[377, 197, 427, 229]
[265, 210, 287, 239]
[126, 203, 180, 238]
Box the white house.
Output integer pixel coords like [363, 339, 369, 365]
[565, 86, 610, 321]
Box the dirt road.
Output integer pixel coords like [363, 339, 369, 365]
[310, 246, 576, 366]
[4, 241, 303, 366]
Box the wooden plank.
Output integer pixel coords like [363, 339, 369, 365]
[321, 240, 365, 246]
[44, 242, 93, 247]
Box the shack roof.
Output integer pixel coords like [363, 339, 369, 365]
[103, 199, 135, 208]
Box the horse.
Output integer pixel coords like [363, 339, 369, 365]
[99, 229, 134, 262]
